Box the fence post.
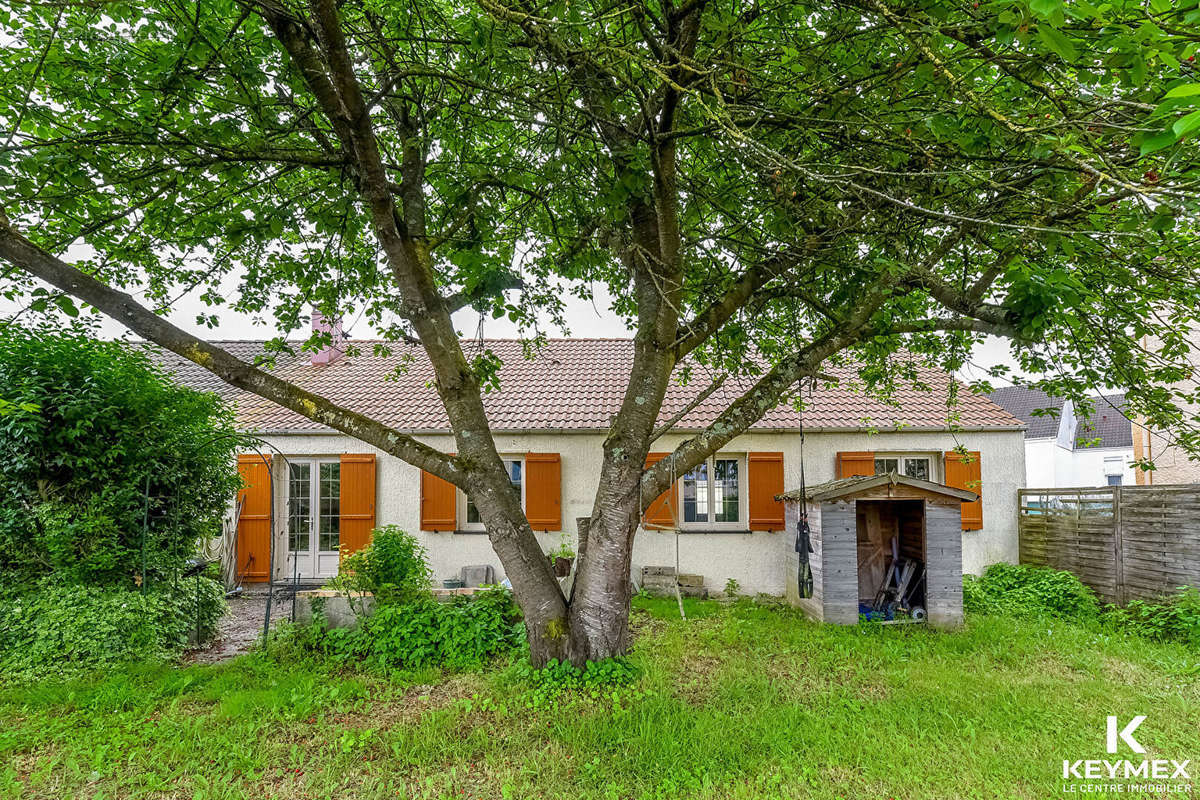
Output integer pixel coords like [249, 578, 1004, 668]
[1112, 486, 1125, 606]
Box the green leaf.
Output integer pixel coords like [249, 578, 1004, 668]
[53, 295, 79, 317]
[1164, 83, 1200, 99]
[1037, 26, 1078, 61]
[1173, 109, 1200, 137]
[1139, 129, 1176, 156]
[1029, 0, 1064, 18]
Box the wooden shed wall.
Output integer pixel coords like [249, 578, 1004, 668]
[925, 501, 964, 628]
[819, 501, 860, 625]
[784, 501, 825, 620]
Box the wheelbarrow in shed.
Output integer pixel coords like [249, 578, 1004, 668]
[778, 473, 978, 628]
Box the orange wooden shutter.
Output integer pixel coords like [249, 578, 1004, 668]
[642, 452, 679, 528]
[748, 452, 785, 531]
[420, 468, 457, 531]
[944, 450, 983, 531]
[236, 454, 271, 583]
[339, 454, 376, 558]
[525, 452, 562, 531]
[836, 451, 875, 478]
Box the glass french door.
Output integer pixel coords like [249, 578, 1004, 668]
[286, 460, 341, 579]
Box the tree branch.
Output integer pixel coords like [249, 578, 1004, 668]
[649, 372, 726, 441]
[0, 211, 464, 486]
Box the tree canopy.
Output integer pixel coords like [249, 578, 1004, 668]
[1, 0, 1198, 662]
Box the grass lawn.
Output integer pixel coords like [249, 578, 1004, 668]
[2, 597, 1198, 800]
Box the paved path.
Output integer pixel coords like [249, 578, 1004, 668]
[185, 593, 295, 665]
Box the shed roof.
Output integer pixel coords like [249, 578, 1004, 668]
[777, 472, 979, 503]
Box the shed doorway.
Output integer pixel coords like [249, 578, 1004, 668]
[855, 500, 925, 617]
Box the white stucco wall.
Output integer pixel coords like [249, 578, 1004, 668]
[251, 426, 1024, 595]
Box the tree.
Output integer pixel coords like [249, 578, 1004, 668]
[0, 0, 1197, 664]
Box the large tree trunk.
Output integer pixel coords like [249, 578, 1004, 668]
[564, 513, 639, 663]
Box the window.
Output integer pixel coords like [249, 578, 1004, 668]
[287, 459, 340, 554]
[1106, 474, 1123, 486]
[319, 462, 341, 551]
[464, 458, 523, 529]
[288, 463, 311, 553]
[681, 455, 744, 528]
[875, 454, 933, 481]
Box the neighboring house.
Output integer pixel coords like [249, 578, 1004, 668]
[988, 386, 1134, 488]
[152, 338, 1025, 596]
[1132, 330, 1200, 485]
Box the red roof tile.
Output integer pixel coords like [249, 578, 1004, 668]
[147, 339, 1023, 433]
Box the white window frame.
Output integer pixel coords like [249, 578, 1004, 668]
[873, 453, 940, 483]
[459, 456, 526, 532]
[678, 453, 748, 531]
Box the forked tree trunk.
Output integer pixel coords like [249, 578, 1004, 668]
[564, 511, 640, 663]
[519, 472, 644, 667]
[512, 520, 639, 667]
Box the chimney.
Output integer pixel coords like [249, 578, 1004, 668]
[310, 309, 346, 366]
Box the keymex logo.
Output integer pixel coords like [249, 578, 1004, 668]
[1061, 715, 1191, 788]
[1107, 715, 1146, 754]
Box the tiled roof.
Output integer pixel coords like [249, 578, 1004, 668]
[146, 339, 1023, 434]
[1074, 393, 1133, 450]
[987, 386, 1133, 449]
[987, 386, 1063, 439]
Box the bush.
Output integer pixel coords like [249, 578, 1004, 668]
[285, 587, 524, 672]
[963, 563, 1100, 620]
[0, 326, 243, 589]
[328, 526, 432, 605]
[279, 530, 522, 672]
[1103, 589, 1200, 648]
[0, 579, 226, 678]
[0, 327, 240, 674]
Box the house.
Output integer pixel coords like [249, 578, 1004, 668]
[1132, 330, 1200, 485]
[988, 387, 1134, 487]
[152, 338, 1025, 597]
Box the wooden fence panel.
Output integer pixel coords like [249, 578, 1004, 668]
[1017, 485, 1200, 605]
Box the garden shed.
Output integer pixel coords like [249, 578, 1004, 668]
[778, 473, 977, 629]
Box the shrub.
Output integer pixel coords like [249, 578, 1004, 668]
[328, 526, 432, 605]
[1103, 589, 1200, 648]
[282, 532, 521, 672]
[0, 327, 240, 674]
[0, 326, 243, 589]
[0, 579, 226, 678]
[963, 563, 1099, 620]
[286, 587, 524, 672]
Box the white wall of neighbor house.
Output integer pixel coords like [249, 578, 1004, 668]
[253, 427, 1024, 595]
[1053, 445, 1136, 487]
[1024, 438, 1058, 488]
[1022, 437, 1135, 488]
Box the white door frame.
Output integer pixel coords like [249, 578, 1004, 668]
[285, 458, 341, 580]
